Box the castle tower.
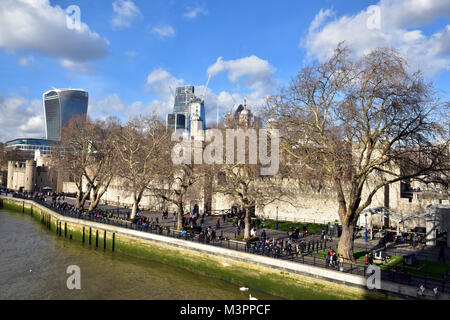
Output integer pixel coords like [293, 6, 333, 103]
[7, 161, 14, 190]
[190, 101, 205, 141]
[24, 160, 36, 192]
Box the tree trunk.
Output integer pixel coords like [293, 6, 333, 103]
[88, 188, 99, 212]
[131, 188, 145, 221]
[177, 196, 184, 231]
[76, 190, 84, 212]
[243, 207, 250, 240]
[130, 202, 137, 221]
[337, 219, 356, 262]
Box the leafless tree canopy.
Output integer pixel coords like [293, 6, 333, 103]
[266, 44, 449, 260]
[112, 113, 170, 220]
[55, 115, 118, 211]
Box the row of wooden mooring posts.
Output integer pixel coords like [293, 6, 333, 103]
[40, 210, 52, 231]
[51, 215, 115, 252]
[18, 201, 115, 252]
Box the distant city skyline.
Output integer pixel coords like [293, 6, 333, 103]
[0, 0, 448, 142]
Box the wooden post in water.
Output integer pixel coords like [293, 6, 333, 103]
[96, 230, 98, 248]
[22, 201, 24, 213]
[82, 227, 85, 243]
[59, 222, 62, 236]
[112, 233, 115, 252]
[64, 222, 67, 238]
[89, 227, 92, 245]
[104, 230, 106, 249]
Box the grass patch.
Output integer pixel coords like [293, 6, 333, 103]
[405, 260, 450, 279]
[229, 217, 325, 235]
[313, 249, 403, 270]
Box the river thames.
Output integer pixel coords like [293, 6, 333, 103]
[0, 208, 280, 300]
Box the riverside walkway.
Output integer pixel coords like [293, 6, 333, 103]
[3, 191, 450, 298]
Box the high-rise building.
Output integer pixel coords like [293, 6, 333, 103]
[43, 88, 88, 140]
[166, 86, 206, 132]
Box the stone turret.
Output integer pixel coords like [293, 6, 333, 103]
[7, 161, 14, 189]
[24, 160, 36, 192]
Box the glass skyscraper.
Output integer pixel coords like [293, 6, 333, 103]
[43, 89, 89, 140]
[166, 86, 206, 131]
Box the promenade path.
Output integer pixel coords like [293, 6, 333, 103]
[39, 196, 450, 263]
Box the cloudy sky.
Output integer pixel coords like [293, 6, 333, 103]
[0, 0, 449, 141]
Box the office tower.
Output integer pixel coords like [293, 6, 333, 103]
[43, 88, 88, 140]
[166, 86, 206, 132]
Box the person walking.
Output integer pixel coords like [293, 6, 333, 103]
[216, 217, 221, 229]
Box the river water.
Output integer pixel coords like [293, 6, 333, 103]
[0, 208, 281, 300]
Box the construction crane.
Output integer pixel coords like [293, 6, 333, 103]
[201, 74, 211, 104]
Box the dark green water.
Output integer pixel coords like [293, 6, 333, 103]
[0, 208, 280, 300]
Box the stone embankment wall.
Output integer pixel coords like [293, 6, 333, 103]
[2, 195, 448, 300]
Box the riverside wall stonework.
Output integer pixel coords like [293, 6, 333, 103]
[2, 195, 448, 300]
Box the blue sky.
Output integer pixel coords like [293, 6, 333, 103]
[0, 0, 449, 141]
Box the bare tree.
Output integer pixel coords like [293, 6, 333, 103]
[86, 117, 120, 211]
[56, 116, 117, 212]
[150, 161, 209, 230]
[113, 114, 169, 220]
[267, 45, 449, 261]
[213, 117, 288, 240]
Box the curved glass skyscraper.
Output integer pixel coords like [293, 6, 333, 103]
[43, 89, 88, 140]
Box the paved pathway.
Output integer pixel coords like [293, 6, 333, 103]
[35, 196, 450, 264]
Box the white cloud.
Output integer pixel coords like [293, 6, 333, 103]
[0, 93, 45, 141]
[88, 93, 146, 121]
[184, 3, 208, 20]
[207, 55, 276, 100]
[59, 59, 97, 73]
[111, 0, 142, 29]
[18, 56, 35, 67]
[91, 59, 277, 127]
[146, 67, 184, 100]
[151, 25, 175, 39]
[304, 0, 450, 77]
[0, 0, 109, 72]
[126, 51, 137, 58]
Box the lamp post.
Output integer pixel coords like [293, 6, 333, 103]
[365, 213, 368, 243]
[276, 206, 279, 230]
[262, 218, 266, 254]
[117, 196, 120, 216]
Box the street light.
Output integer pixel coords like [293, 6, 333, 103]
[276, 206, 279, 230]
[365, 213, 368, 243]
[262, 218, 266, 254]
